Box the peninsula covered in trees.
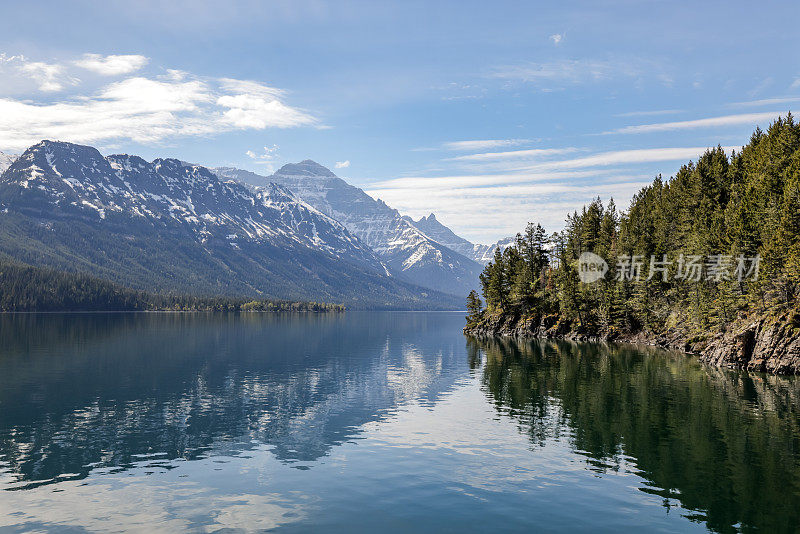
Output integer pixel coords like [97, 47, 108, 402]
[465, 116, 800, 375]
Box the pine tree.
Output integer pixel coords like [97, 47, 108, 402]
[466, 290, 483, 326]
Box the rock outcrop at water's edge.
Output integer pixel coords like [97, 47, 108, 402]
[464, 310, 800, 375]
[700, 313, 800, 374]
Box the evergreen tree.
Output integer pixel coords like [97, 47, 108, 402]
[467, 116, 800, 339]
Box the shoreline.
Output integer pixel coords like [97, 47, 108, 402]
[464, 311, 800, 375]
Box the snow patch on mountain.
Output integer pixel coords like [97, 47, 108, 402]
[0, 141, 386, 274]
[259, 161, 483, 296]
[405, 212, 513, 264]
[0, 151, 18, 176]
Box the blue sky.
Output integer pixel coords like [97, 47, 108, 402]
[1, 0, 798, 242]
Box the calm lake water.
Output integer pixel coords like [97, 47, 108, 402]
[0, 312, 798, 533]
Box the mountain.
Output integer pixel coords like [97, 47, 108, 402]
[217, 161, 483, 297]
[214, 166, 268, 188]
[471, 237, 516, 263]
[0, 151, 16, 175]
[0, 141, 461, 309]
[406, 213, 513, 264]
[405, 213, 475, 259]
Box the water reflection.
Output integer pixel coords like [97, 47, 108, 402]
[467, 336, 800, 533]
[0, 312, 467, 489]
[1, 313, 799, 532]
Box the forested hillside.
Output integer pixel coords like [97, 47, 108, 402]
[0, 260, 345, 312]
[466, 116, 800, 373]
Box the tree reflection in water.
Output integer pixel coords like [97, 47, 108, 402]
[467, 336, 800, 533]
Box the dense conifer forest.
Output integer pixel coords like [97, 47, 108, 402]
[468, 116, 800, 342]
[0, 260, 345, 312]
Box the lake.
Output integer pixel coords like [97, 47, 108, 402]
[0, 312, 798, 532]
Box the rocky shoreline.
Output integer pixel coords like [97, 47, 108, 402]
[464, 310, 800, 375]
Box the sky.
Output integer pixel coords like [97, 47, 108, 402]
[1, 0, 798, 243]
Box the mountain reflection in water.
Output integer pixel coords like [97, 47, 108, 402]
[0, 312, 797, 533]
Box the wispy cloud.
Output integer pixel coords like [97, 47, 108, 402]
[371, 169, 606, 191]
[246, 144, 278, 162]
[728, 96, 800, 108]
[368, 178, 653, 243]
[74, 54, 149, 75]
[748, 76, 774, 97]
[447, 147, 577, 162]
[615, 109, 683, 118]
[0, 56, 318, 151]
[335, 160, 350, 168]
[413, 139, 536, 152]
[368, 145, 732, 242]
[379, 147, 728, 192]
[19, 61, 77, 92]
[441, 139, 534, 151]
[245, 144, 279, 172]
[549, 33, 564, 45]
[491, 59, 629, 85]
[525, 146, 738, 170]
[487, 57, 673, 91]
[607, 111, 784, 135]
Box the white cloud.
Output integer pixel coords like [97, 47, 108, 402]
[441, 139, 533, 151]
[526, 146, 738, 170]
[215, 78, 314, 129]
[728, 96, 800, 108]
[447, 147, 577, 162]
[367, 179, 652, 243]
[0, 53, 24, 64]
[549, 33, 563, 45]
[373, 147, 725, 192]
[0, 64, 317, 151]
[615, 109, 683, 118]
[246, 144, 279, 163]
[19, 61, 76, 92]
[791, 78, 800, 90]
[368, 145, 738, 242]
[371, 169, 606, 191]
[74, 54, 149, 75]
[335, 160, 350, 169]
[607, 111, 785, 135]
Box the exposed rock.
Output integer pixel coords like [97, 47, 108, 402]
[701, 313, 800, 374]
[466, 309, 800, 375]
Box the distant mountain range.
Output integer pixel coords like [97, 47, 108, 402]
[0, 142, 511, 309]
[0, 141, 468, 309]
[406, 213, 514, 264]
[215, 162, 509, 296]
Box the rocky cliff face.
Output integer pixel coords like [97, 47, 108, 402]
[700, 312, 800, 374]
[465, 310, 800, 375]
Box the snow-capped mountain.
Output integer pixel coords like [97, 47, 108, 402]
[0, 151, 17, 175]
[407, 213, 514, 265]
[471, 237, 516, 263]
[220, 161, 483, 297]
[0, 141, 459, 308]
[214, 166, 269, 188]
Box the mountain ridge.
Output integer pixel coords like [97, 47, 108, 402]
[0, 151, 16, 175]
[215, 162, 487, 296]
[0, 140, 461, 309]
